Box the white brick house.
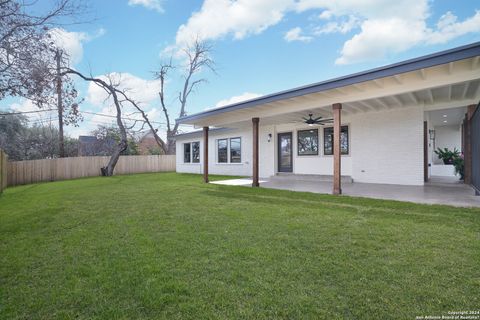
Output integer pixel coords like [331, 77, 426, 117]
[175, 43, 480, 193]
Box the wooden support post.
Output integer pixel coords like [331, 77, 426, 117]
[464, 104, 477, 185]
[252, 117, 259, 187]
[203, 126, 209, 183]
[333, 103, 342, 195]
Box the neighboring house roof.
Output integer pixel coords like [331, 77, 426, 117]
[78, 135, 115, 156]
[78, 135, 97, 143]
[176, 42, 480, 125]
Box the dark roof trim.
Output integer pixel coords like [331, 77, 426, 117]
[177, 42, 480, 124]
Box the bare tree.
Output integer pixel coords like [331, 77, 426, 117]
[148, 39, 215, 154]
[64, 69, 128, 176]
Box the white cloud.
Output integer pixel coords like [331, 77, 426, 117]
[313, 15, 359, 35]
[10, 99, 38, 113]
[318, 10, 333, 20]
[86, 72, 161, 107]
[174, 0, 292, 47]
[284, 27, 313, 42]
[209, 92, 262, 110]
[426, 10, 480, 45]
[128, 0, 164, 13]
[49, 28, 106, 65]
[335, 18, 426, 64]
[9, 99, 58, 123]
[171, 0, 480, 65]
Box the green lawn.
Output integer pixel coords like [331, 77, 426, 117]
[0, 173, 479, 319]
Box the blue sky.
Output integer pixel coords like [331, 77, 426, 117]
[5, 0, 480, 137]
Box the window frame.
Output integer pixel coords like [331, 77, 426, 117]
[297, 129, 319, 156]
[217, 138, 228, 163]
[183, 142, 191, 163]
[192, 141, 200, 163]
[323, 125, 350, 156]
[229, 137, 242, 163]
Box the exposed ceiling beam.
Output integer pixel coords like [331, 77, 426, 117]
[350, 102, 370, 112]
[339, 104, 358, 114]
[447, 85, 452, 101]
[461, 82, 470, 100]
[333, 87, 348, 95]
[447, 62, 454, 74]
[372, 79, 384, 88]
[427, 89, 435, 104]
[374, 98, 390, 110]
[391, 95, 404, 107]
[408, 92, 419, 104]
[351, 84, 364, 92]
[471, 56, 479, 70]
[423, 98, 478, 111]
[357, 100, 377, 111]
[343, 103, 363, 113]
[393, 75, 403, 84]
[419, 68, 426, 80]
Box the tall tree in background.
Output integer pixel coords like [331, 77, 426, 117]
[1, 0, 84, 156]
[147, 40, 215, 155]
[0, 0, 81, 103]
[0, 112, 78, 160]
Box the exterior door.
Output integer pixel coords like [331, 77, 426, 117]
[278, 132, 293, 172]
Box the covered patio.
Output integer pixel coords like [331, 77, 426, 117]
[176, 43, 480, 203]
[211, 176, 480, 207]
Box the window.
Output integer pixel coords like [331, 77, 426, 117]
[297, 129, 318, 156]
[183, 143, 191, 163]
[324, 126, 349, 155]
[230, 137, 241, 163]
[192, 141, 200, 163]
[217, 139, 228, 163]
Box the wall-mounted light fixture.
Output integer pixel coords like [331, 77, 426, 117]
[429, 129, 435, 141]
[267, 133, 272, 142]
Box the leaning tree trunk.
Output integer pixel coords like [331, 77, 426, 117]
[101, 140, 128, 176]
[63, 69, 129, 177]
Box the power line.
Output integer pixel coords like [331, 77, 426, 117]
[80, 111, 167, 125]
[1, 109, 167, 127]
[0, 109, 58, 116]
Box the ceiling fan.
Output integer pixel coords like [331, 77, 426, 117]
[302, 113, 333, 126]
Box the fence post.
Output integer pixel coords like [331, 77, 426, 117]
[0, 149, 7, 193]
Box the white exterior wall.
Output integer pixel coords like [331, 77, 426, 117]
[176, 107, 425, 185]
[176, 127, 275, 178]
[349, 107, 424, 185]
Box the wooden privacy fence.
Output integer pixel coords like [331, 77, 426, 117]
[7, 155, 176, 187]
[0, 149, 7, 193]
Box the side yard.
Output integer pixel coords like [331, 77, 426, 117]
[0, 173, 478, 319]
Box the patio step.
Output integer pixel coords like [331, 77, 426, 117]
[273, 173, 353, 183]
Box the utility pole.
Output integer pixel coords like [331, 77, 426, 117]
[55, 49, 65, 158]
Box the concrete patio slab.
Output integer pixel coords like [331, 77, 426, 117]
[211, 177, 480, 208]
[210, 178, 267, 186]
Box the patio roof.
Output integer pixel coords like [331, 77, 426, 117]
[177, 42, 480, 128]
